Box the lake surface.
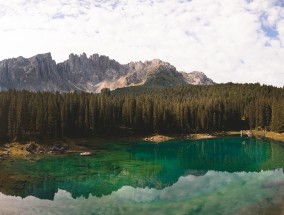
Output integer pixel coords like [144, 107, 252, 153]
[1, 136, 284, 215]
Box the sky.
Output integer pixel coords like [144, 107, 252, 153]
[0, 0, 283, 87]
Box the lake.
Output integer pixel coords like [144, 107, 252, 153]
[1, 136, 284, 215]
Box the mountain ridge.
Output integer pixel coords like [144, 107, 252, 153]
[0, 53, 215, 92]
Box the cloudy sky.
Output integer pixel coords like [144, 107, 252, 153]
[0, 0, 283, 86]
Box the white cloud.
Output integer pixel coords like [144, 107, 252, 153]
[0, 0, 283, 86]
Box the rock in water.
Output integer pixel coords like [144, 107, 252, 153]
[80, 152, 92, 156]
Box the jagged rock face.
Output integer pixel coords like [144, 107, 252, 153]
[0, 53, 214, 92]
[0, 53, 66, 91]
[57, 53, 127, 92]
[181, 71, 215, 85]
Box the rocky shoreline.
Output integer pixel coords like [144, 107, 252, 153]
[143, 133, 217, 142]
[1, 131, 283, 160]
[253, 130, 284, 143]
[144, 135, 173, 142]
[0, 132, 238, 159]
[0, 142, 71, 159]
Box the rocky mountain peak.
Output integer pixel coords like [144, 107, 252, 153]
[181, 71, 214, 85]
[32, 52, 52, 60]
[0, 53, 215, 92]
[144, 59, 175, 69]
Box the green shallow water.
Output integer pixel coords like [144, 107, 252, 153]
[1, 136, 284, 215]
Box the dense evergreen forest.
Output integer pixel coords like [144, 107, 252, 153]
[0, 83, 283, 142]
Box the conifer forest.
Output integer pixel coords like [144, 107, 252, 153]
[0, 83, 283, 142]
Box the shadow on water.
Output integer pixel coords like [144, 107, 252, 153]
[0, 137, 284, 201]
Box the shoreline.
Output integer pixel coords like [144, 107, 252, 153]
[253, 130, 284, 143]
[1, 131, 283, 160]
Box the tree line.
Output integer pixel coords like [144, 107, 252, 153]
[0, 83, 283, 142]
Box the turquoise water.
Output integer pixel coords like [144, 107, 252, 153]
[1, 136, 284, 214]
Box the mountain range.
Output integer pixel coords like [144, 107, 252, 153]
[0, 53, 214, 93]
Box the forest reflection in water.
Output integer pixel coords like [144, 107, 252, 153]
[1, 137, 284, 215]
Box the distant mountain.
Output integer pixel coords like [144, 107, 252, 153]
[0, 53, 214, 92]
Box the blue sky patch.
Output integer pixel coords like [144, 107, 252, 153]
[260, 13, 279, 38]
